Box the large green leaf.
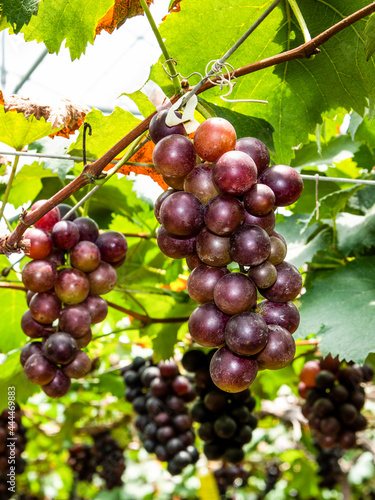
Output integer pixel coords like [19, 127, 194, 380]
[297, 256, 375, 363]
[0, 288, 27, 353]
[0, 0, 39, 33]
[159, 0, 375, 164]
[21, 0, 114, 60]
[336, 206, 375, 256]
[0, 352, 38, 411]
[364, 12, 375, 61]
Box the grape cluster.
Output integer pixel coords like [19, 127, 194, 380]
[150, 113, 303, 393]
[214, 463, 250, 497]
[122, 356, 199, 475]
[299, 356, 374, 450]
[68, 431, 126, 489]
[20, 202, 127, 398]
[0, 406, 27, 500]
[182, 349, 257, 464]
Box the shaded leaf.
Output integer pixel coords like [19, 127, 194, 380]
[364, 12, 375, 61]
[298, 256, 375, 363]
[336, 206, 375, 256]
[96, 0, 153, 35]
[0, 352, 39, 410]
[0, 0, 39, 33]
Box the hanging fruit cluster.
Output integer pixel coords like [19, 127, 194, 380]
[20, 203, 127, 398]
[122, 356, 199, 475]
[150, 112, 303, 392]
[299, 356, 373, 450]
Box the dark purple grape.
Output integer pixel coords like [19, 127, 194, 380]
[62, 350, 92, 378]
[24, 353, 57, 385]
[150, 377, 170, 397]
[173, 414, 193, 432]
[155, 445, 169, 461]
[87, 261, 117, 295]
[158, 359, 179, 378]
[339, 430, 356, 449]
[214, 415, 237, 438]
[235, 137, 270, 176]
[141, 366, 161, 387]
[156, 226, 196, 259]
[154, 189, 177, 223]
[149, 108, 186, 144]
[244, 210, 275, 235]
[210, 346, 258, 393]
[184, 163, 221, 205]
[268, 236, 287, 265]
[82, 295, 108, 324]
[213, 151, 257, 196]
[162, 173, 186, 190]
[224, 447, 244, 464]
[29, 292, 61, 324]
[172, 376, 191, 396]
[234, 425, 253, 444]
[45, 248, 66, 267]
[156, 426, 175, 443]
[57, 203, 78, 221]
[319, 416, 341, 435]
[256, 325, 295, 370]
[96, 231, 128, 263]
[31, 199, 60, 232]
[166, 395, 186, 413]
[203, 442, 225, 460]
[21, 310, 52, 338]
[166, 438, 184, 456]
[257, 300, 300, 334]
[258, 165, 303, 206]
[230, 225, 271, 266]
[22, 260, 58, 293]
[160, 191, 204, 236]
[204, 194, 244, 236]
[55, 268, 90, 304]
[42, 370, 71, 398]
[75, 329, 92, 348]
[196, 227, 231, 267]
[73, 217, 99, 242]
[248, 261, 277, 288]
[44, 332, 78, 365]
[243, 184, 275, 216]
[225, 312, 269, 356]
[181, 350, 207, 372]
[70, 241, 101, 272]
[361, 364, 374, 382]
[259, 261, 302, 303]
[213, 273, 257, 315]
[187, 264, 229, 304]
[153, 135, 196, 177]
[20, 341, 43, 367]
[52, 220, 80, 250]
[59, 305, 91, 338]
[194, 117, 236, 163]
[26, 290, 36, 306]
[329, 385, 349, 403]
[315, 370, 335, 390]
[204, 390, 227, 412]
[338, 403, 358, 425]
[188, 303, 229, 347]
[24, 228, 52, 260]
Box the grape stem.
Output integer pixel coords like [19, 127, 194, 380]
[1, 2, 374, 253]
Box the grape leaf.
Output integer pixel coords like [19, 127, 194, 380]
[0, 353, 39, 411]
[96, 0, 153, 35]
[364, 12, 375, 61]
[0, 289, 28, 353]
[297, 256, 375, 363]
[21, 0, 115, 60]
[158, 0, 375, 164]
[336, 206, 375, 256]
[0, 0, 39, 33]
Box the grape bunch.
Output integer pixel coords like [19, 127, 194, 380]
[0, 406, 27, 500]
[20, 202, 127, 398]
[214, 463, 250, 497]
[150, 113, 303, 392]
[122, 356, 199, 476]
[299, 355, 374, 450]
[182, 349, 257, 465]
[68, 431, 126, 489]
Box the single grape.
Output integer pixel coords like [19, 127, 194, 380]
[248, 261, 277, 289]
[213, 273, 257, 315]
[184, 163, 221, 205]
[153, 134, 196, 177]
[234, 137, 270, 176]
[259, 261, 302, 302]
[159, 359, 179, 378]
[160, 191, 205, 236]
[52, 220, 80, 250]
[268, 236, 287, 266]
[82, 295, 108, 324]
[300, 360, 320, 386]
[210, 345, 258, 393]
[42, 370, 71, 398]
[156, 226, 196, 259]
[196, 227, 232, 267]
[213, 151, 257, 196]
[59, 305, 91, 338]
[55, 268, 90, 304]
[194, 117, 236, 162]
[204, 390, 227, 412]
[256, 325, 295, 370]
[44, 332, 78, 365]
[172, 376, 191, 396]
[26, 290, 36, 306]
[230, 225, 271, 266]
[204, 194, 245, 236]
[257, 300, 300, 334]
[44, 248, 66, 267]
[21, 309, 52, 338]
[185, 253, 203, 270]
[73, 217, 99, 242]
[57, 203, 78, 221]
[214, 415, 237, 439]
[62, 350, 92, 378]
[271, 230, 287, 247]
[244, 210, 275, 235]
[75, 328, 92, 348]
[188, 303, 229, 347]
[29, 292, 61, 324]
[24, 228, 53, 260]
[96, 231, 128, 263]
[22, 260, 58, 293]
[162, 173, 186, 190]
[187, 264, 229, 304]
[225, 312, 269, 356]
[154, 189, 177, 223]
[31, 199, 60, 232]
[70, 241, 101, 272]
[315, 370, 335, 390]
[181, 350, 207, 372]
[24, 353, 57, 385]
[149, 108, 186, 144]
[243, 184, 275, 216]
[87, 261, 117, 295]
[20, 341, 43, 367]
[258, 165, 303, 207]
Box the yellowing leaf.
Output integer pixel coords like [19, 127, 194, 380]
[96, 0, 153, 35]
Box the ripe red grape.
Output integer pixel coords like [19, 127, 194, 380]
[188, 303, 229, 347]
[230, 225, 271, 266]
[154, 189, 177, 223]
[62, 350, 92, 379]
[73, 217, 99, 242]
[87, 261, 117, 295]
[243, 184, 275, 216]
[82, 295, 108, 324]
[24, 228, 52, 260]
[149, 108, 186, 144]
[225, 312, 269, 356]
[31, 199, 60, 232]
[22, 260, 58, 293]
[196, 227, 231, 267]
[244, 209, 275, 235]
[162, 173, 186, 190]
[52, 220, 80, 250]
[21, 310, 52, 338]
[96, 231, 128, 263]
[44, 248, 66, 267]
[204, 195, 244, 236]
[75, 329, 92, 348]
[213, 151, 257, 196]
[156, 226, 196, 259]
[59, 305, 91, 338]
[44, 332, 78, 365]
[209, 346, 258, 393]
[258, 165, 303, 207]
[70, 241, 101, 272]
[248, 261, 277, 289]
[300, 360, 320, 386]
[256, 325, 295, 370]
[185, 253, 203, 270]
[259, 261, 302, 302]
[234, 137, 270, 176]
[213, 273, 257, 315]
[183, 163, 221, 205]
[187, 264, 229, 304]
[29, 292, 61, 324]
[42, 370, 71, 398]
[194, 117, 236, 162]
[20, 341, 43, 367]
[160, 191, 204, 236]
[54, 268, 90, 304]
[257, 300, 300, 334]
[24, 353, 57, 385]
[153, 135, 196, 177]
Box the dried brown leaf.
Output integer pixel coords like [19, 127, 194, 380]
[96, 0, 154, 35]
